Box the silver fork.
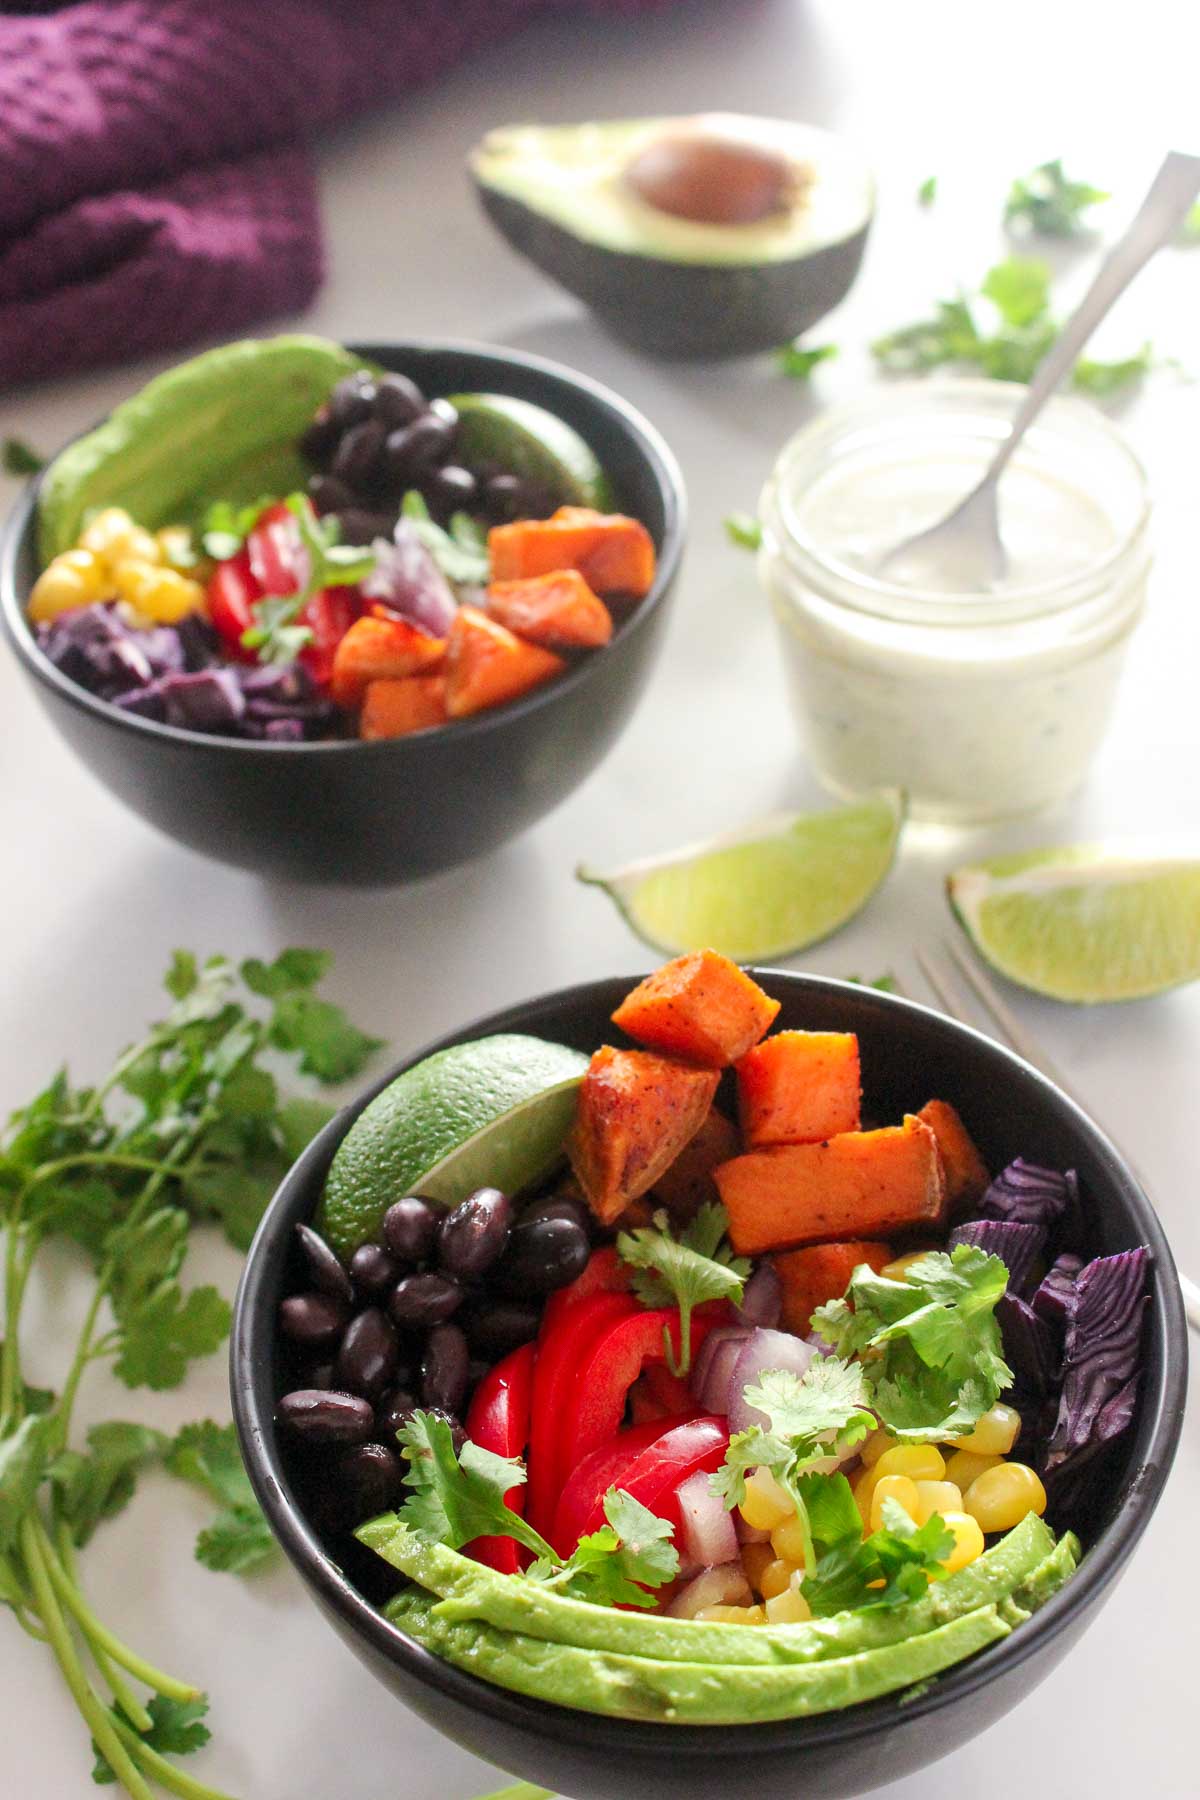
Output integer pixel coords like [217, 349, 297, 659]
[906, 937, 1200, 1336]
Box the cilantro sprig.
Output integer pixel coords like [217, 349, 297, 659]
[803, 1498, 954, 1617]
[241, 495, 376, 666]
[724, 512, 763, 552]
[2, 435, 46, 476]
[1004, 159, 1109, 237]
[776, 340, 837, 381]
[199, 495, 278, 562]
[812, 1245, 1013, 1440]
[400, 490, 491, 585]
[0, 947, 380, 1797]
[617, 1202, 749, 1376]
[397, 1412, 679, 1608]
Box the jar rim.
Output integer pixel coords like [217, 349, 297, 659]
[762, 377, 1152, 628]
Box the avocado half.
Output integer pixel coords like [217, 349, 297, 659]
[471, 115, 875, 360]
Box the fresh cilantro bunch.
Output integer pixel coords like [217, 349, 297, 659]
[710, 1357, 875, 1576]
[1004, 159, 1109, 237]
[802, 1497, 954, 1618]
[617, 1202, 749, 1376]
[0, 947, 380, 1799]
[241, 495, 377, 665]
[813, 1245, 1013, 1440]
[400, 490, 491, 585]
[398, 1411, 679, 1609]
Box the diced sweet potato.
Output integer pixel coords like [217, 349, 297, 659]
[444, 607, 566, 718]
[486, 570, 614, 649]
[330, 616, 445, 709]
[568, 1046, 719, 1226]
[359, 676, 447, 740]
[612, 952, 781, 1069]
[916, 1100, 990, 1207]
[488, 507, 656, 597]
[773, 1240, 892, 1335]
[649, 1107, 741, 1222]
[714, 1116, 947, 1256]
[736, 1030, 861, 1148]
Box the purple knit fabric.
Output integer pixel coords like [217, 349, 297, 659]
[0, 0, 671, 388]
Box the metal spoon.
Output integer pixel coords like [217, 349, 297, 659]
[876, 150, 1200, 592]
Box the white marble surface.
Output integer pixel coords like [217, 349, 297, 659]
[1, 2, 1196, 1794]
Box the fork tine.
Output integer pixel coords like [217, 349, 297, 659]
[941, 937, 1082, 1102]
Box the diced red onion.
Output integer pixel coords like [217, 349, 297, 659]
[727, 1329, 815, 1434]
[665, 1561, 752, 1619]
[690, 1325, 747, 1403]
[362, 522, 458, 637]
[734, 1263, 782, 1329]
[699, 1330, 754, 1414]
[805, 1330, 840, 1358]
[734, 1513, 770, 1545]
[675, 1471, 739, 1572]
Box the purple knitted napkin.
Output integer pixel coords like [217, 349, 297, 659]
[0, 0, 670, 389]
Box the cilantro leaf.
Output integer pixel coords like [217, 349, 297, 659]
[1004, 159, 1108, 237]
[617, 1203, 748, 1376]
[2, 435, 46, 476]
[724, 512, 763, 551]
[776, 341, 837, 380]
[813, 1246, 1012, 1440]
[194, 1504, 277, 1574]
[240, 496, 376, 666]
[528, 1487, 679, 1609]
[200, 496, 277, 561]
[1072, 343, 1153, 396]
[398, 1412, 556, 1563]
[802, 1499, 953, 1617]
[165, 1421, 277, 1574]
[241, 949, 331, 998]
[268, 994, 384, 1083]
[0, 1415, 55, 1552]
[401, 490, 490, 584]
[164, 950, 198, 1000]
[113, 1284, 231, 1390]
[917, 176, 937, 206]
[51, 1422, 169, 1548]
[92, 1694, 210, 1785]
[981, 257, 1052, 329]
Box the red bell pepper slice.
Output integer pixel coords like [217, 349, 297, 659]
[642, 1363, 699, 1417]
[246, 501, 304, 596]
[540, 1245, 632, 1337]
[299, 586, 361, 690]
[553, 1415, 730, 1554]
[526, 1289, 638, 1537]
[462, 1341, 535, 1574]
[206, 549, 259, 662]
[558, 1305, 725, 1482]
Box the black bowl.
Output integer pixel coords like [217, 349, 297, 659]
[231, 973, 1186, 1799]
[0, 342, 684, 886]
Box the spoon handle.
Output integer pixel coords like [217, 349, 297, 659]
[984, 150, 1200, 488]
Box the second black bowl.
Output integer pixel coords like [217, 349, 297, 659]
[0, 341, 684, 885]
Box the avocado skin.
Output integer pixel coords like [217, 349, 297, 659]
[475, 182, 870, 360]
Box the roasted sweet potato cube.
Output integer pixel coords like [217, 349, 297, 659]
[488, 508, 656, 597]
[359, 676, 447, 740]
[444, 607, 566, 718]
[330, 615, 445, 709]
[649, 1107, 741, 1222]
[916, 1100, 990, 1207]
[737, 1030, 861, 1147]
[485, 570, 613, 648]
[567, 1046, 719, 1226]
[773, 1240, 892, 1335]
[612, 952, 780, 1069]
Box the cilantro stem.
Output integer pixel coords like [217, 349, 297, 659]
[55, 1524, 154, 1733]
[19, 1516, 156, 1800]
[781, 1482, 817, 1579]
[109, 1716, 238, 1800]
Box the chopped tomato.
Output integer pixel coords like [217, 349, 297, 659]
[463, 1342, 535, 1574]
[553, 1416, 729, 1555]
[206, 549, 258, 662]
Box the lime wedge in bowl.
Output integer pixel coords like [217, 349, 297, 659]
[447, 393, 614, 510]
[948, 846, 1200, 1003]
[318, 1034, 588, 1255]
[577, 791, 904, 962]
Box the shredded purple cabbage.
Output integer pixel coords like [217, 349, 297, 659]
[980, 1158, 1078, 1233]
[996, 1292, 1059, 1397]
[1042, 1247, 1149, 1500]
[1031, 1253, 1085, 1329]
[949, 1218, 1045, 1296]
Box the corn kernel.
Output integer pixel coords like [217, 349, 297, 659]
[739, 1466, 794, 1533]
[944, 1449, 1005, 1490]
[757, 1557, 794, 1600]
[937, 1511, 986, 1573]
[81, 508, 161, 568]
[880, 1250, 932, 1280]
[765, 1582, 812, 1625]
[769, 1514, 810, 1566]
[912, 1480, 963, 1526]
[859, 1429, 893, 1468]
[694, 1604, 767, 1625]
[112, 560, 206, 624]
[947, 1403, 1021, 1457]
[740, 1542, 775, 1595]
[852, 1468, 878, 1530]
[963, 1462, 1047, 1534]
[870, 1474, 920, 1532]
[874, 1444, 946, 1484]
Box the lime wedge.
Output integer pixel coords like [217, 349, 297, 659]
[447, 393, 614, 509]
[577, 792, 904, 962]
[319, 1034, 588, 1255]
[948, 846, 1200, 1004]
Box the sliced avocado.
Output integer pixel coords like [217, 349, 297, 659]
[387, 1586, 1010, 1723]
[37, 335, 375, 560]
[359, 1510, 1054, 1668]
[470, 114, 874, 359]
[448, 393, 614, 509]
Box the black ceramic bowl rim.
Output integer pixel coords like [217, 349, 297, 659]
[0, 339, 685, 756]
[231, 972, 1187, 1760]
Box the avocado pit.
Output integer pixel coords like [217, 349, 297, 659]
[623, 130, 801, 227]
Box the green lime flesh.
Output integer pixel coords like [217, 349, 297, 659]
[578, 792, 904, 963]
[447, 393, 614, 510]
[318, 1034, 588, 1256]
[948, 846, 1200, 1003]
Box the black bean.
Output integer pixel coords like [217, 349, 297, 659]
[308, 473, 354, 516]
[376, 1386, 418, 1440]
[437, 1187, 513, 1281]
[383, 413, 453, 484]
[338, 1441, 405, 1516]
[388, 1271, 462, 1329]
[308, 1362, 335, 1390]
[521, 1194, 591, 1236]
[333, 418, 387, 490]
[382, 1196, 439, 1264]
[496, 1216, 590, 1297]
[426, 464, 477, 515]
[300, 407, 340, 468]
[428, 397, 459, 437]
[334, 1306, 400, 1400]
[278, 1292, 350, 1349]
[425, 1408, 467, 1454]
[348, 1242, 400, 1300]
[373, 372, 426, 429]
[277, 1388, 374, 1444]
[295, 1223, 354, 1305]
[420, 1323, 470, 1415]
[461, 1301, 542, 1359]
[335, 507, 396, 546]
[483, 472, 524, 521]
[328, 372, 378, 432]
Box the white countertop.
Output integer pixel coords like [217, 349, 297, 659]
[2, 2, 1196, 1794]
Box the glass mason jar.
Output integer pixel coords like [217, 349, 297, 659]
[759, 381, 1152, 825]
